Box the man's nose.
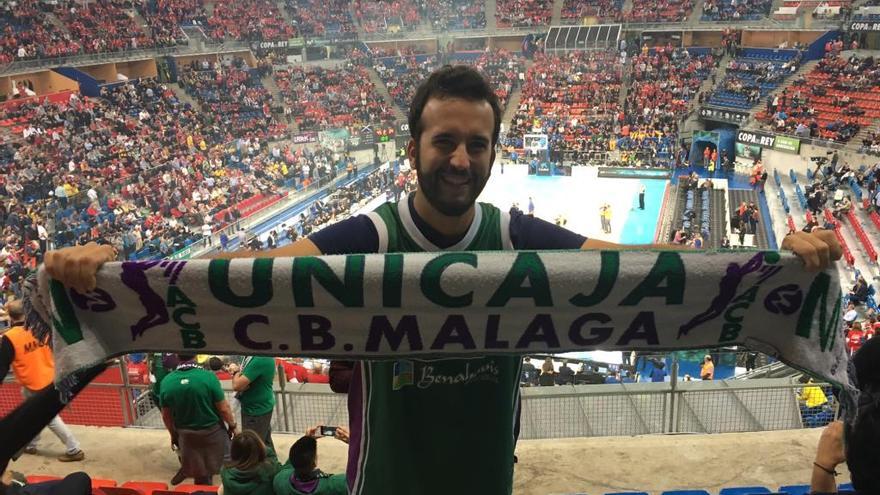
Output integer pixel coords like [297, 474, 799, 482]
[449, 143, 469, 170]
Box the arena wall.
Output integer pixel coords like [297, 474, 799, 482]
[115, 59, 158, 80]
[0, 70, 78, 99]
[740, 30, 825, 48]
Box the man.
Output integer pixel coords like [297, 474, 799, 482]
[638, 184, 646, 210]
[160, 353, 237, 486]
[528, 196, 535, 216]
[229, 356, 276, 450]
[556, 360, 575, 385]
[47, 65, 842, 495]
[0, 300, 85, 462]
[520, 356, 537, 385]
[273, 427, 349, 495]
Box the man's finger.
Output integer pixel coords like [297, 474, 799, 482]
[789, 235, 821, 272]
[812, 229, 843, 262]
[801, 232, 831, 271]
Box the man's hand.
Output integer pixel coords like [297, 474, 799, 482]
[815, 420, 846, 469]
[227, 423, 237, 439]
[44, 242, 116, 293]
[781, 229, 842, 272]
[305, 425, 320, 438]
[1, 469, 13, 486]
[170, 432, 179, 451]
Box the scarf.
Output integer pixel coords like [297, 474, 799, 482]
[25, 250, 856, 408]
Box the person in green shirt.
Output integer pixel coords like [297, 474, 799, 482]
[229, 356, 276, 450]
[160, 354, 237, 486]
[273, 426, 349, 495]
[219, 430, 280, 495]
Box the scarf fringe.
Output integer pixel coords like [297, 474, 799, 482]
[22, 273, 53, 344]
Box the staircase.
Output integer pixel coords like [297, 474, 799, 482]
[551, 0, 564, 24]
[261, 73, 286, 113]
[366, 67, 406, 121]
[727, 189, 769, 249]
[275, 0, 295, 25]
[709, 189, 728, 248]
[129, 7, 152, 36]
[688, 0, 706, 24]
[691, 53, 729, 114]
[486, 0, 498, 31]
[167, 82, 201, 110]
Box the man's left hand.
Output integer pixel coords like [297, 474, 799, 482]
[781, 229, 842, 272]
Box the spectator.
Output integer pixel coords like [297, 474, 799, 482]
[556, 360, 575, 385]
[220, 430, 281, 495]
[700, 355, 715, 380]
[539, 358, 556, 386]
[160, 353, 238, 485]
[230, 356, 277, 450]
[811, 337, 880, 493]
[273, 427, 349, 495]
[650, 360, 667, 382]
[0, 300, 85, 462]
[521, 357, 537, 385]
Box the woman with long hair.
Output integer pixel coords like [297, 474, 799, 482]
[220, 430, 280, 495]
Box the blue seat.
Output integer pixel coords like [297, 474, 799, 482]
[838, 483, 854, 491]
[777, 485, 810, 495]
[720, 488, 772, 495]
[605, 493, 649, 495]
[661, 491, 711, 495]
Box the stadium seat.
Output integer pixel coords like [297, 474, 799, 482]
[26, 475, 62, 484]
[91, 478, 119, 491]
[121, 481, 169, 494]
[175, 485, 219, 493]
[777, 485, 810, 495]
[99, 488, 144, 495]
[719, 488, 772, 495]
[151, 491, 187, 495]
[661, 491, 711, 495]
[605, 492, 649, 495]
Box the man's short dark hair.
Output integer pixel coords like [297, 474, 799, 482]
[290, 435, 318, 478]
[177, 353, 196, 362]
[408, 65, 502, 147]
[207, 357, 224, 371]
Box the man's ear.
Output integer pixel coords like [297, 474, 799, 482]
[406, 138, 417, 166]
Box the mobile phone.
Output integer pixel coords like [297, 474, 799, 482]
[320, 426, 337, 437]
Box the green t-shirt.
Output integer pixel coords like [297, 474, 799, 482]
[160, 365, 225, 430]
[239, 356, 276, 416]
[273, 462, 347, 495]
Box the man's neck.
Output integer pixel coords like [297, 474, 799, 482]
[411, 190, 475, 239]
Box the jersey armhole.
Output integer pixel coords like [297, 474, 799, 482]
[499, 210, 514, 251]
[365, 212, 389, 253]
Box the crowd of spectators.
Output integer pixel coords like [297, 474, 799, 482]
[53, 0, 173, 54]
[0, 0, 81, 63]
[561, 0, 624, 22]
[757, 54, 879, 143]
[285, 0, 356, 38]
[452, 50, 525, 111]
[707, 51, 800, 108]
[495, 0, 553, 27]
[507, 51, 622, 158]
[700, 0, 772, 21]
[138, 0, 208, 45]
[374, 54, 439, 110]
[274, 62, 395, 131]
[354, 0, 423, 34]
[619, 47, 714, 165]
[428, 0, 486, 31]
[207, 0, 296, 42]
[625, 0, 693, 22]
[178, 59, 285, 138]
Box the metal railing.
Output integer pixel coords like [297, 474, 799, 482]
[113, 372, 838, 439]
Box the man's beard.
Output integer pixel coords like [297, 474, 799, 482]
[413, 149, 490, 217]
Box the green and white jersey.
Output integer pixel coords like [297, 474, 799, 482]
[347, 194, 521, 495]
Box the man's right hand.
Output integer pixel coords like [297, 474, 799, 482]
[44, 242, 117, 293]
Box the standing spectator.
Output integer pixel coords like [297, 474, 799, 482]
[650, 360, 667, 382]
[745, 352, 758, 372]
[528, 196, 535, 216]
[538, 358, 556, 386]
[202, 222, 213, 246]
[520, 357, 537, 385]
[230, 356, 277, 451]
[639, 184, 646, 210]
[0, 300, 85, 462]
[847, 322, 866, 356]
[160, 353, 237, 486]
[220, 430, 281, 495]
[700, 355, 715, 380]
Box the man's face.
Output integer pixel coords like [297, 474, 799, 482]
[408, 96, 495, 217]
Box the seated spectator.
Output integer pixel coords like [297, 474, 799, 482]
[520, 357, 538, 385]
[626, 0, 693, 22]
[305, 363, 330, 384]
[496, 0, 552, 27]
[810, 337, 880, 493]
[286, 0, 355, 38]
[273, 428, 349, 495]
[354, 0, 421, 33]
[650, 360, 667, 382]
[562, 0, 624, 21]
[556, 360, 575, 385]
[429, 0, 486, 30]
[538, 357, 556, 386]
[54, 0, 166, 54]
[208, 0, 295, 41]
[0, 0, 81, 62]
[220, 430, 282, 495]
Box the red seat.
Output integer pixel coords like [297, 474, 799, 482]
[99, 488, 144, 495]
[121, 481, 169, 495]
[91, 478, 119, 492]
[151, 491, 187, 495]
[176, 485, 219, 493]
[27, 475, 62, 484]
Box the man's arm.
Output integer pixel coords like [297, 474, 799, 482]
[0, 337, 13, 384]
[161, 406, 177, 446]
[215, 400, 237, 434]
[231, 372, 251, 392]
